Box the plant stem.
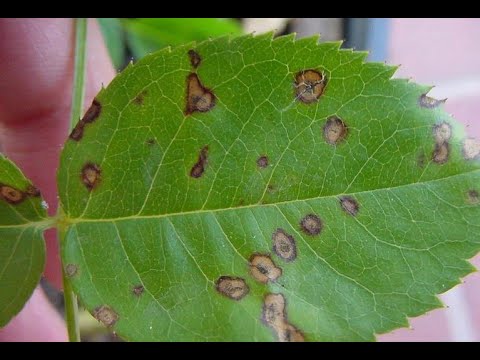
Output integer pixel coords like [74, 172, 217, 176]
[62, 18, 88, 342]
[62, 265, 80, 342]
[69, 18, 88, 131]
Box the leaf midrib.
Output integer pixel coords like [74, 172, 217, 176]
[64, 168, 480, 224]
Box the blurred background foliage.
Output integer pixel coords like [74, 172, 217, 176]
[98, 18, 246, 70]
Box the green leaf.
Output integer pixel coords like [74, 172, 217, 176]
[123, 18, 242, 59]
[97, 18, 125, 70]
[58, 34, 480, 341]
[0, 154, 49, 326]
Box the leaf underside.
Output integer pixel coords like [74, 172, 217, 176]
[58, 33, 480, 341]
[0, 155, 46, 327]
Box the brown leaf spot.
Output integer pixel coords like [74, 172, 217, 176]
[190, 146, 209, 178]
[134, 90, 147, 105]
[267, 184, 276, 193]
[463, 138, 480, 161]
[146, 138, 157, 146]
[272, 229, 297, 262]
[419, 94, 446, 109]
[433, 122, 452, 144]
[188, 49, 201, 68]
[25, 185, 41, 197]
[294, 69, 326, 104]
[185, 73, 215, 115]
[417, 152, 426, 168]
[65, 264, 78, 277]
[257, 155, 269, 169]
[262, 293, 286, 326]
[340, 196, 359, 216]
[467, 190, 479, 204]
[249, 254, 282, 284]
[432, 142, 450, 164]
[300, 214, 322, 236]
[262, 293, 305, 342]
[94, 305, 118, 327]
[279, 324, 305, 342]
[69, 99, 101, 141]
[215, 276, 249, 300]
[0, 184, 25, 205]
[323, 116, 348, 145]
[81, 163, 101, 191]
[132, 285, 144, 296]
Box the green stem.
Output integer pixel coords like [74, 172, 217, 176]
[62, 265, 80, 342]
[62, 18, 88, 342]
[69, 18, 88, 131]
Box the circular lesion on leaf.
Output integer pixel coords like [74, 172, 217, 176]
[339, 196, 359, 216]
[215, 276, 249, 301]
[323, 116, 348, 146]
[132, 285, 144, 296]
[249, 254, 282, 283]
[272, 229, 297, 262]
[257, 155, 269, 169]
[463, 138, 480, 161]
[81, 163, 101, 191]
[93, 305, 118, 327]
[467, 189, 479, 204]
[294, 69, 327, 104]
[432, 122, 452, 165]
[0, 184, 25, 205]
[65, 264, 78, 277]
[300, 214, 323, 236]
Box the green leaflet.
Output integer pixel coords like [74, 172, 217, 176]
[58, 33, 480, 341]
[0, 154, 48, 326]
[123, 18, 243, 59]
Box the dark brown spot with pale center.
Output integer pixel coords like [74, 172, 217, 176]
[69, 99, 101, 141]
[433, 123, 452, 144]
[134, 90, 147, 105]
[185, 73, 215, 115]
[65, 264, 78, 277]
[190, 146, 209, 178]
[294, 70, 326, 104]
[215, 276, 249, 300]
[188, 49, 201, 68]
[81, 163, 101, 191]
[262, 293, 305, 342]
[133, 285, 144, 296]
[146, 138, 156, 146]
[467, 190, 479, 204]
[463, 138, 480, 161]
[340, 196, 359, 216]
[432, 122, 452, 165]
[300, 214, 322, 236]
[0, 184, 25, 204]
[432, 142, 450, 164]
[272, 229, 297, 262]
[94, 305, 118, 327]
[257, 155, 269, 169]
[249, 254, 282, 283]
[419, 94, 446, 109]
[323, 116, 348, 145]
[417, 152, 426, 168]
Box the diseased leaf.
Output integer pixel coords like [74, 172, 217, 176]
[0, 154, 48, 326]
[58, 34, 480, 341]
[123, 18, 242, 59]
